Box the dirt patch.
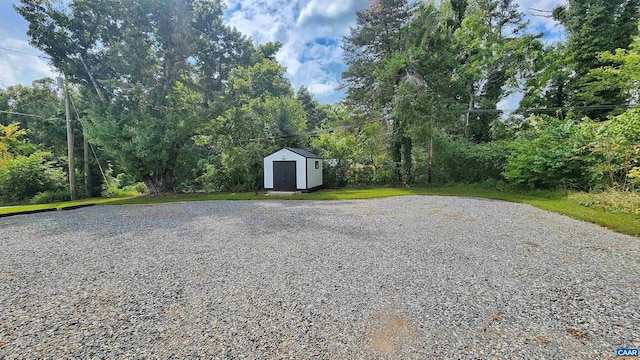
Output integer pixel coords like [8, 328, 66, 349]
[368, 311, 415, 354]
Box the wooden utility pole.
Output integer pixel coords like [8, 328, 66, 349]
[65, 89, 77, 200]
[58, 77, 77, 200]
[83, 134, 90, 198]
[428, 112, 434, 184]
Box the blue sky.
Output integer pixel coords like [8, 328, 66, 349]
[0, 0, 565, 105]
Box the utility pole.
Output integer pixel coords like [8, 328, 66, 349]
[84, 134, 90, 198]
[57, 77, 77, 200]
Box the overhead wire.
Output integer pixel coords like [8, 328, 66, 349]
[0, 46, 52, 60]
[0, 109, 60, 121]
[68, 94, 110, 187]
[468, 104, 638, 114]
[241, 103, 639, 143]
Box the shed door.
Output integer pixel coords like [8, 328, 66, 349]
[273, 161, 297, 191]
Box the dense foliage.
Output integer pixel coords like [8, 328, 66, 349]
[2, 0, 638, 203]
[0, 123, 66, 203]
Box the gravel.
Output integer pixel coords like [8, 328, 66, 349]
[1, 196, 638, 359]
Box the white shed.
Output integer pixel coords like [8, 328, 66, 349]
[264, 148, 323, 192]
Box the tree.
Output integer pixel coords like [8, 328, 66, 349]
[16, 0, 255, 193]
[342, 0, 415, 183]
[229, 59, 293, 103]
[296, 86, 323, 131]
[552, 0, 640, 117]
[0, 123, 30, 165]
[588, 29, 640, 105]
[520, 43, 570, 111]
[342, 0, 414, 111]
[453, 0, 537, 142]
[0, 79, 66, 154]
[585, 33, 640, 188]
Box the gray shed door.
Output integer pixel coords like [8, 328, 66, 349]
[273, 161, 297, 191]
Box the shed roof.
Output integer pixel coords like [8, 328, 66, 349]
[284, 148, 321, 159]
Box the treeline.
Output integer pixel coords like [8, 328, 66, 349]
[334, 0, 640, 190]
[1, 0, 639, 204]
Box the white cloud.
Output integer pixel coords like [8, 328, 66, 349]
[308, 82, 338, 97]
[224, 0, 567, 105]
[0, 37, 56, 88]
[517, 0, 567, 43]
[225, 0, 367, 103]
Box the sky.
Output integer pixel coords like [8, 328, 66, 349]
[0, 0, 566, 106]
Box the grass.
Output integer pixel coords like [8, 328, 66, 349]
[0, 197, 126, 216]
[2, 185, 639, 237]
[568, 190, 640, 216]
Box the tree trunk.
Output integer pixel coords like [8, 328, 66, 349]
[427, 134, 433, 185]
[143, 169, 176, 194]
[401, 135, 412, 186]
[466, 85, 474, 139]
[391, 122, 403, 183]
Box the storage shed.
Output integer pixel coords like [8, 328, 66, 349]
[264, 148, 323, 192]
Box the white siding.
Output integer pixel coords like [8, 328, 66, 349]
[264, 149, 306, 189]
[306, 158, 323, 189]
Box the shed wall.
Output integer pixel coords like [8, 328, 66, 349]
[264, 149, 307, 189]
[306, 158, 323, 189]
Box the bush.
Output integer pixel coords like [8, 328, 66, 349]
[586, 109, 640, 189]
[115, 172, 136, 188]
[197, 144, 274, 192]
[503, 116, 592, 190]
[131, 182, 149, 194]
[101, 182, 148, 198]
[30, 190, 71, 204]
[0, 151, 66, 204]
[322, 160, 349, 188]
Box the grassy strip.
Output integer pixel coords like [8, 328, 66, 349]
[0, 198, 125, 216]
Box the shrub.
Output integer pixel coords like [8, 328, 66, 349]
[196, 144, 274, 192]
[115, 172, 136, 188]
[0, 151, 66, 204]
[101, 182, 148, 198]
[30, 190, 71, 204]
[586, 109, 640, 190]
[503, 116, 592, 190]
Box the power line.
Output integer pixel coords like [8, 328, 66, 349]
[467, 104, 638, 114]
[0, 109, 47, 119]
[0, 46, 52, 60]
[243, 103, 639, 143]
[246, 124, 362, 143]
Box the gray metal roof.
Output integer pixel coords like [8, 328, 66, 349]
[284, 148, 321, 159]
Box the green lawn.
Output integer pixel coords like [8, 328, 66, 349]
[0, 198, 124, 216]
[2, 186, 638, 237]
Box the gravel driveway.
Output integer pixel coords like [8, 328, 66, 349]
[1, 196, 638, 359]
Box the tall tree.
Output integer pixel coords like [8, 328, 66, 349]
[16, 0, 255, 193]
[394, 1, 467, 182]
[0, 79, 65, 153]
[342, 0, 414, 183]
[296, 86, 323, 131]
[342, 0, 414, 112]
[453, 0, 537, 142]
[520, 43, 570, 111]
[552, 0, 640, 117]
